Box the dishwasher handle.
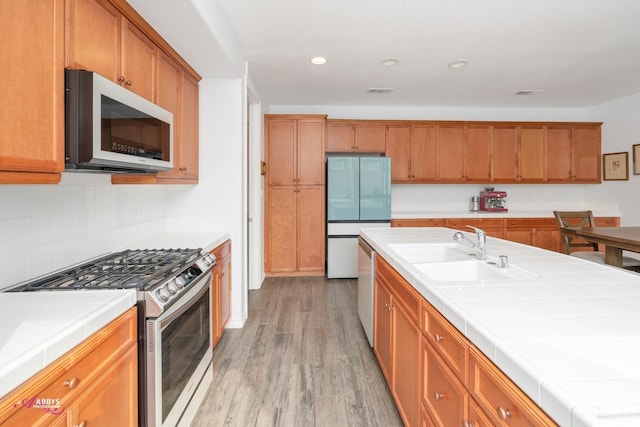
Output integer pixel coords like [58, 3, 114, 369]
[358, 236, 375, 258]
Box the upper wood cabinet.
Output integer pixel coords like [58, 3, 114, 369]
[0, 0, 65, 184]
[266, 116, 325, 186]
[326, 120, 386, 152]
[571, 126, 601, 182]
[386, 124, 437, 182]
[437, 124, 491, 182]
[66, 0, 157, 100]
[381, 120, 601, 184]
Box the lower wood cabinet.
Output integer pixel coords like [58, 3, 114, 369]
[374, 256, 556, 427]
[446, 218, 504, 239]
[504, 218, 561, 252]
[212, 239, 232, 348]
[374, 257, 421, 427]
[0, 307, 138, 426]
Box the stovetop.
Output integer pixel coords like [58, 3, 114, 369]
[7, 248, 216, 317]
[10, 249, 203, 291]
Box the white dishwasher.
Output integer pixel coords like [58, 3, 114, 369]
[357, 237, 375, 347]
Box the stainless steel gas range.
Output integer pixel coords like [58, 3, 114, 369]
[8, 248, 217, 427]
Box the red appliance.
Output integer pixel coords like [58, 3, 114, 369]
[479, 188, 508, 212]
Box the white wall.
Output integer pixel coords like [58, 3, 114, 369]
[165, 78, 248, 327]
[585, 93, 640, 225]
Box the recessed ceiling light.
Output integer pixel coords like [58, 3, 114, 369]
[448, 60, 468, 69]
[381, 58, 398, 66]
[310, 56, 327, 65]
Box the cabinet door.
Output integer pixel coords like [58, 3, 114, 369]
[533, 228, 561, 252]
[121, 19, 156, 99]
[267, 119, 296, 186]
[386, 125, 412, 181]
[176, 74, 199, 181]
[297, 186, 325, 272]
[266, 187, 296, 272]
[412, 125, 438, 181]
[437, 125, 465, 181]
[153, 52, 183, 180]
[572, 126, 601, 182]
[492, 126, 518, 181]
[1, 0, 64, 182]
[374, 279, 393, 384]
[546, 126, 572, 181]
[68, 346, 138, 427]
[297, 120, 325, 185]
[518, 127, 545, 181]
[503, 228, 533, 246]
[355, 124, 386, 152]
[219, 253, 232, 331]
[326, 122, 355, 152]
[393, 300, 421, 427]
[465, 125, 491, 181]
[66, 0, 121, 81]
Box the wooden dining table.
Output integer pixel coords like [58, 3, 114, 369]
[560, 226, 640, 267]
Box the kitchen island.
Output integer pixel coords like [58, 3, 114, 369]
[361, 227, 640, 426]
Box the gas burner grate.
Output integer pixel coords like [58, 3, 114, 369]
[9, 248, 202, 291]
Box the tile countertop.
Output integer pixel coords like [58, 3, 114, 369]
[392, 210, 621, 219]
[0, 290, 137, 399]
[360, 227, 640, 427]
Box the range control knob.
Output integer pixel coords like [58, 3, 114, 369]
[156, 287, 171, 302]
[167, 281, 178, 294]
[175, 276, 187, 288]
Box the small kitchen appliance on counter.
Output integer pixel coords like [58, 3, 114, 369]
[479, 187, 508, 212]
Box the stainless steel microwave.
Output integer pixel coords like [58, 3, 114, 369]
[65, 69, 173, 173]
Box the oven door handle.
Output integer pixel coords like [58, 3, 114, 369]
[156, 271, 213, 329]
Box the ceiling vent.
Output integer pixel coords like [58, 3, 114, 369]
[514, 90, 544, 96]
[368, 88, 394, 94]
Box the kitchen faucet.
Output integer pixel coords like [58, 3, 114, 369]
[453, 226, 487, 260]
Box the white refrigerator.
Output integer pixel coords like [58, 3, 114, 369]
[326, 156, 391, 279]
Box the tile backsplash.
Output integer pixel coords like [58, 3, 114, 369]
[0, 173, 167, 290]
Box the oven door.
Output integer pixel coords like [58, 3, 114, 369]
[146, 271, 213, 427]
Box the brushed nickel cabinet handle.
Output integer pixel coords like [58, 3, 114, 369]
[118, 76, 125, 82]
[497, 406, 512, 420]
[434, 391, 444, 400]
[74, 421, 87, 427]
[462, 421, 475, 427]
[434, 333, 444, 342]
[64, 377, 79, 389]
[125, 80, 132, 86]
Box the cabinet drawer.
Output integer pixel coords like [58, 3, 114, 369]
[375, 256, 421, 324]
[446, 218, 504, 229]
[391, 218, 446, 228]
[469, 347, 557, 426]
[422, 338, 467, 427]
[423, 301, 468, 383]
[505, 218, 557, 228]
[0, 307, 137, 426]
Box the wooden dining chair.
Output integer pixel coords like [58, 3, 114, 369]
[553, 210, 640, 267]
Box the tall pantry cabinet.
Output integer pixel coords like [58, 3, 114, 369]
[264, 115, 326, 275]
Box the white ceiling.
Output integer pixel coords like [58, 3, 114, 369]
[129, 0, 640, 108]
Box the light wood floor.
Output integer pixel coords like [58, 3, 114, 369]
[192, 276, 403, 427]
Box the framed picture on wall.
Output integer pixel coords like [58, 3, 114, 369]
[633, 144, 640, 175]
[603, 152, 629, 181]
